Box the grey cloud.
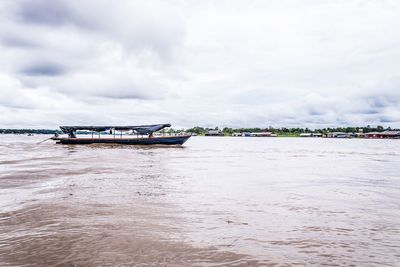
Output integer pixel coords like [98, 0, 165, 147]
[370, 95, 400, 108]
[356, 94, 400, 118]
[379, 116, 394, 123]
[14, 0, 185, 61]
[0, 101, 34, 110]
[308, 109, 326, 116]
[360, 109, 380, 115]
[95, 91, 154, 100]
[370, 96, 391, 108]
[1, 35, 39, 48]
[18, 0, 79, 27]
[20, 64, 66, 76]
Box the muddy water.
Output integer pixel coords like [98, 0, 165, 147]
[0, 135, 399, 266]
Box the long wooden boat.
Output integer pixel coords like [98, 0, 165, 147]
[51, 124, 191, 146]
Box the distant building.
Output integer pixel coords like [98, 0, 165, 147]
[300, 133, 322, 137]
[365, 131, 400, 139]
[250, 132, 273, 137]
[326, 132, 349, 138]
[355, 132, 365, 138]
[205, 129, 224, 136]
[232, 132, 277, 137]
[232, 132, 276, 137]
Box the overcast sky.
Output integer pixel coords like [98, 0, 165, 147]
[1, 0, 400, 129]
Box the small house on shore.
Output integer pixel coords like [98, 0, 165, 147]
[205, 129, 224, 136]
[300, 133, 322, 137]
[365, 131, 400, 139]
[233, 132, 276, 137]
[250, 132, 273, 137]
[326, 132, 349, 138]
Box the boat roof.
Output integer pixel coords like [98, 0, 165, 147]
[60, 124, 171, 135]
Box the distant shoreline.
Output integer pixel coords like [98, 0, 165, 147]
[1, 125, 399, 139]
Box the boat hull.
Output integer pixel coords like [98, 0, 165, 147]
[53, 135, 191, 145]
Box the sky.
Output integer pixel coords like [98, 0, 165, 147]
[0, 0, 400, 129]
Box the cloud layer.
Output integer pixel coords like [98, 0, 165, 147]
[1, 0, 400, 128]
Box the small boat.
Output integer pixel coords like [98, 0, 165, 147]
[51, 124, 191, 145]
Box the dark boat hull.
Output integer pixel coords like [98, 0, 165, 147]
[53, 135, 191, 145]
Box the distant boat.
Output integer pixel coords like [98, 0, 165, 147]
[27, 133, 34, 136]
[51, 124, 191, 145]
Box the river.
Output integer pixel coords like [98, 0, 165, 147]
[0, 135, 399, 266]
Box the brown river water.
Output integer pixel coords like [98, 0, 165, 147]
[0, 135, 399, 266]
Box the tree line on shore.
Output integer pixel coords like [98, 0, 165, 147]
[0, 125, 398, 136]
[185, 125, 399, 136]
[0, 129, 62, 134]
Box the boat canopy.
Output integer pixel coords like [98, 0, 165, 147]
[60, 124, 171, 137]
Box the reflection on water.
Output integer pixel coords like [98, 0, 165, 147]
[0, 135, 400, 266]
